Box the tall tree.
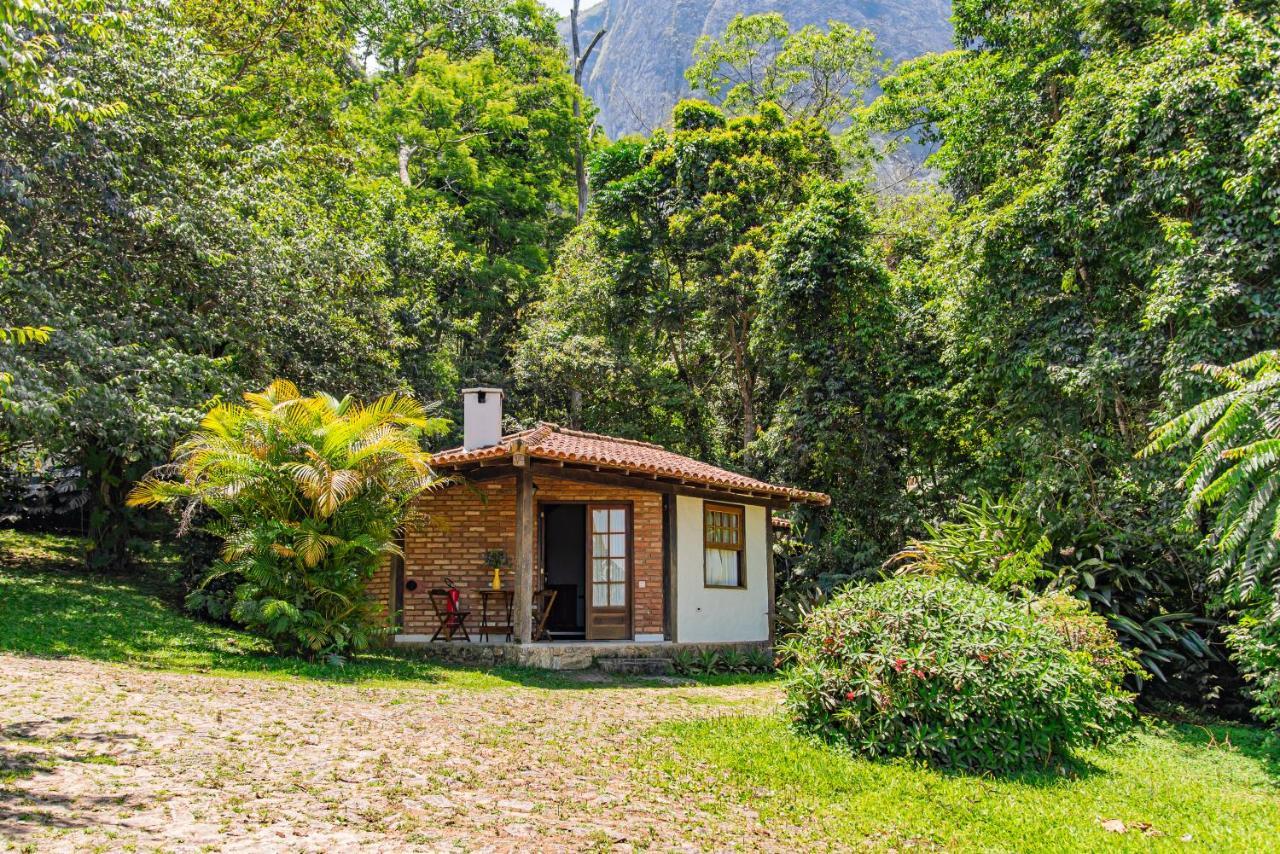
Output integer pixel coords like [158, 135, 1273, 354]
[868, 0, 1280, 692]
[752, 181, 898, 577]
[353, 0, 580, 398]
[520, 101, 841, 457]
[0, 0, 405, 568]
[570, 0, 605, 222]
[686, 12, 882, 132]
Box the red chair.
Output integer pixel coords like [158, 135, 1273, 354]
[429, 582, 471, 642]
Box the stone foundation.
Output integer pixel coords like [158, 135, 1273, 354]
[392, 638, 770, 671]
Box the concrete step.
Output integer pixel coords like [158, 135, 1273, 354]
[598, 657, 673, 676]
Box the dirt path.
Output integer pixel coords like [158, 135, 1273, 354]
[1, 654, 781, 852]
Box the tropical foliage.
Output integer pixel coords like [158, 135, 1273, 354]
[1144, 350, 1280, 721]
[1223, 612, 1280, 727]
[887, 491, 1053, 594]
[783, 577, 1135, 773]
[882, 490, 1218, 685]
[127, 381, 447, 658]
[1143, 351, 1280, 615]
[3, 0, 1279, 717]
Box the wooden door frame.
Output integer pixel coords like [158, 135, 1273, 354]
[536, 500, 635, 641]
[579, 500, 634, 641]
[536, 500, 586, 638]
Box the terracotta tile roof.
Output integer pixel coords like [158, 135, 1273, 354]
[432, 422, 829, 505]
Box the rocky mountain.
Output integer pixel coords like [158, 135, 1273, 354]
[561, 1, 954, 140]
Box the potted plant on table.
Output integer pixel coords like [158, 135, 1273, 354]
[483, 549, 509, 590]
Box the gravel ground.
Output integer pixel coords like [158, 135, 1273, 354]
[0, 654, 781, 852]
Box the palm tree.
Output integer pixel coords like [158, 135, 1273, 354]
[1141, 350, 1280, 614]
[129, 380, 448, 657]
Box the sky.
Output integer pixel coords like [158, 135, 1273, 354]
[544, 1, 607, 17]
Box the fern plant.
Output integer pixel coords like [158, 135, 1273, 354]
[886, 490, 1053, 594]
[128, 380, 447, 658]
[1142, 350, 1280, 616]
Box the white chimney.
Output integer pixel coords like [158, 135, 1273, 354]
[461, 387, 504, 450]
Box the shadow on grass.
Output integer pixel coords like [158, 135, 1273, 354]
[792, 722, 1106, 786]
[0, 529, 85, 570]
[1159, 716, 1280, 783]
[1, 530, 784, 692]
[0, 558, 475, 686]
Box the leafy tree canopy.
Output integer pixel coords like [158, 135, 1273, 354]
[686, 12, 884, 132]
[863, 0, 1279, 696]
[0, 0, 582, 568]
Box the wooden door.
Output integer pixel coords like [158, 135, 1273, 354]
[586, 504, 630, 640]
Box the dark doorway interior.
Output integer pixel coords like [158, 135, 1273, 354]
[542, 504, 586, 638]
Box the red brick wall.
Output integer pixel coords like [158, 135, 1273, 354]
[370, 559, 392, 620]
[382, 473, 665, 638]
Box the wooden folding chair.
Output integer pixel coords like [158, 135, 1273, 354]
[429, 587, 471, 642]
[532, 588, 558, 642]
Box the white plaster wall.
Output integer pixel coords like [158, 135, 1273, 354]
[675, 495, 770, 643]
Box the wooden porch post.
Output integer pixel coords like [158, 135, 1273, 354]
[514, 463, 534, 644]
[766, 511, 776, 647]
[664, 493, 678, 643]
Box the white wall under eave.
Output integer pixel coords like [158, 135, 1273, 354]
[675, 495, 770, 643]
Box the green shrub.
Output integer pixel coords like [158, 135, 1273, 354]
[1223, 607, 1280, 728]
[719, 650, 745, 673]
[671, 647, 775, 677]
[781, 576, 1135, 773]
[1031, 594, 1142, 687]
[744, 648, 774, 673]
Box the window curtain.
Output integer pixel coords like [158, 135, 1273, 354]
[706, 547, 740, 586]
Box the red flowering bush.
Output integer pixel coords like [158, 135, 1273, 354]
[780, 577, 1135, 773]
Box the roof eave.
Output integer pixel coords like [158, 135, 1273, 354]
[433, 446, 829, 506]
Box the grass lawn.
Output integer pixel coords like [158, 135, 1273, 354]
[0, 528, 641, 690]
[646, 715, 1280, 851]
[3, 527, 1279, 850]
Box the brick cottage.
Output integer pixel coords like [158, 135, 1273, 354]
[372, 388, 827, 665]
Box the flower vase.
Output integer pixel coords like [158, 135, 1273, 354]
[490, 566, 502, 590]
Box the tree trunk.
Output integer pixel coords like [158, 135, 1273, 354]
[571, 1, 605, 222]
[569, 387, 583, 428]
[573, 96, 588, 222]
[727, 319, 755, 451]
[83, 448, 138, 573]
[397, 136, 415, 188]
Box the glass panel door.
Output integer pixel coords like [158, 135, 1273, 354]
[586, 504, 629, 640]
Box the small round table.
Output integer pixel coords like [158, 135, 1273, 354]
[477, 589, 514, 642]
